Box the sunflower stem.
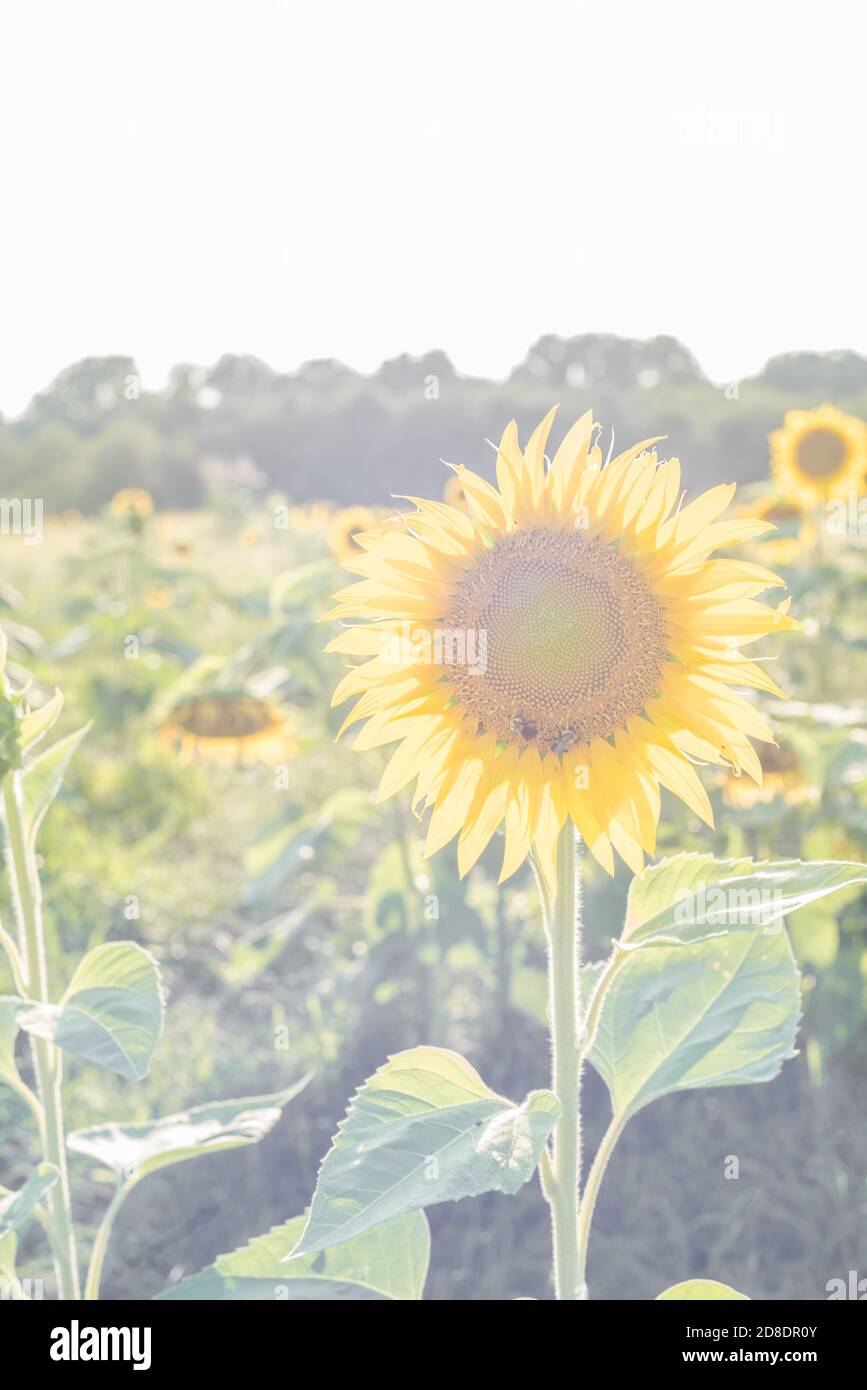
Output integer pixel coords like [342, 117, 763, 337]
[1, 750, 80, 1300]
[543, 824, 586, 1300]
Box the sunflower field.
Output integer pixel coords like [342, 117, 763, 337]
[1, 394, 866, 1308]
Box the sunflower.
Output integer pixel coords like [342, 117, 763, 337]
[159, 691, 297, 766]
[328, 506, 380, 560]
[109, 487, 154, 521]
[770, 404, 867, 505]
[721, 735, 815, 809]
[326, 410, 798, 889]
[746, 493, 814, 565]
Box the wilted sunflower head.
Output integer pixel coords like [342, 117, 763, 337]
[328, 506, 380, 561]
[159, 691, 297, 767]
[326, 409, 798, 891]
[770, 404, 867, 505]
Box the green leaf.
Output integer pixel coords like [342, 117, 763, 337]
[623, 854, 867, 948]
[657, 1279, 749, 1300]
[18, 688, 63, 752]
[18, 941, 165, 1081]
[157, 1209, 429, 1301]
[22, 723, 90, 842]
[0, 1163, 59, 1236]
[588, 930, 800, 1121]
[68, 1077, 310, 1182]
[291, 1046, 561, 1257]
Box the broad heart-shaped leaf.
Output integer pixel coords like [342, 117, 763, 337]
[623, 854, 867, 948]
[22, 723, 90, 843]
[0, 1163, 59, 1236]
[290, 1047, 560, 1258]
[18, 942, 165, 1081]
[67, 1077, 310, 1182]
[157, 1209, 429, 1301]
[657, 1279, 749, 1300]
[587, 929, 800, 1122]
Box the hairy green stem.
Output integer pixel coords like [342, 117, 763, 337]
[544, 825, 585, 1300]
[84, 1182, 128, 1301]
[577, 1114, 625, 1287]
[2, 769, 80, 1299]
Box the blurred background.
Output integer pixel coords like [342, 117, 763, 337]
[1, 0, 866, 1300]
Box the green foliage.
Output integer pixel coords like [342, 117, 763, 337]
[657, 1279, 749, 1301]
[588, 932, 801, 1121]
[293, 1047, 560, 1255]
[0, 1164, 59, 1236]
[68, 1080, 309, 1183]
[623, 853, 867, 946]
[18, 942, 165, 1081]
[158, 1210, 430, 1301]
[8, 338, 867, 510]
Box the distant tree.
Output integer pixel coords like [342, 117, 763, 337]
[23, 356, 142, 434]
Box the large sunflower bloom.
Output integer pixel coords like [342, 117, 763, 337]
[770, 403, 867, 505]
[326, 409, 797, 890]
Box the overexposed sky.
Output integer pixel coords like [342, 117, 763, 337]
[1, 0, 865, 417]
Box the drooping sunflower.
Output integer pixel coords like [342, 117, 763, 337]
[770, 404, 867, 505]
[159, 691, 297, 767]
[328, 506, 381, 561]
[326, 409, 798, 890]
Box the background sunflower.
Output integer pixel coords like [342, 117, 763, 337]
[770, 403, 867, 505]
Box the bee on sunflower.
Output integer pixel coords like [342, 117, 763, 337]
[326, 408, 798, 896]
[770, 403, 867, 506]
[158, 690, 297, 767]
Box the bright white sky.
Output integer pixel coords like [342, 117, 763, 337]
[2, 0, 865, 417]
